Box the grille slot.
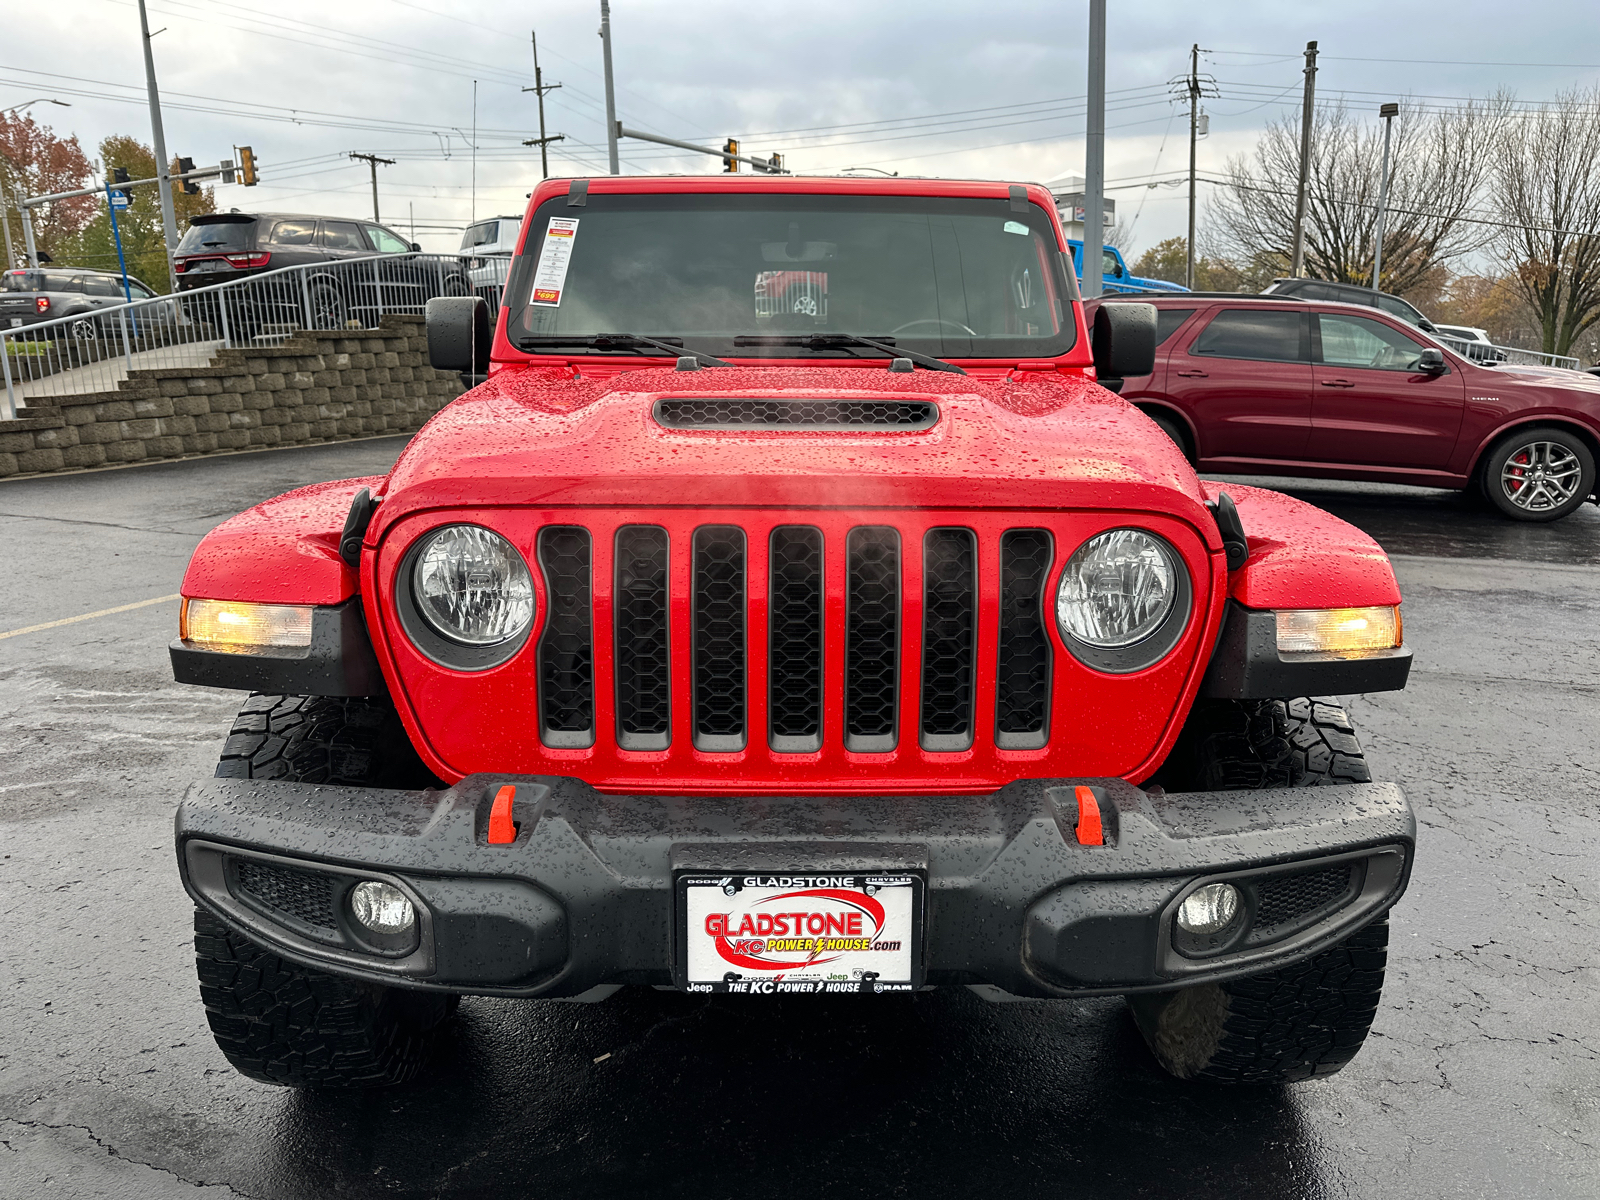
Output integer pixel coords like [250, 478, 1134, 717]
[692, 526, 747, 751]
[537, 526, 595, 747]
[234, 858, 337, 931]
[1252, 863, 1358, 937]
[769, 526, 824, 752]
[655, 397, 938, 431]
[995, 530, 1053, 749]
[921, 528, 977, 751]
[614, 526, 670, 749]
[845, 527, 900, 752]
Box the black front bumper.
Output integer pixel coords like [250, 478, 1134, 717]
[177, 774, 1414, 1000]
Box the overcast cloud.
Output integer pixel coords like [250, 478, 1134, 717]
[5, 0, 1600, 255]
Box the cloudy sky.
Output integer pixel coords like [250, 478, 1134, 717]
[6, 0, 1600, 255]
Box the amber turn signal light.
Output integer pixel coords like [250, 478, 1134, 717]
[181, 597, 314, 651]
[1275, 606, 1402, 655]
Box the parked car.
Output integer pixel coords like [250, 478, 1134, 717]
[1, 267, 174, 340]
[459, 215, 521, 304]
[1067, 239, 1188, 294]
[1432, 323, 1507, 364]
[175, 212, 470, 335]
[1089, 292, 1600, 521]
[1260, 277, 1438, 332]
[170, 174, 1416, 1092]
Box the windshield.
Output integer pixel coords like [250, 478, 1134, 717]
[177, 221, 253, 253]
[504, 193, 1076, 359]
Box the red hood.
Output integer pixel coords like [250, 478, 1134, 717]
[372, 364, 1220, 547]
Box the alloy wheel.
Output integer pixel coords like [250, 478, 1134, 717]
[1499, 441, 1583, 512]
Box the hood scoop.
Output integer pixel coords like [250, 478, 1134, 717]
[653, 397, 939, 431]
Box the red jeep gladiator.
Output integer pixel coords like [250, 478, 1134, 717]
[171, 175, 1414, 1089]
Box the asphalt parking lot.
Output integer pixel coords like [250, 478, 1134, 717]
[1, 440, 1596, 1199]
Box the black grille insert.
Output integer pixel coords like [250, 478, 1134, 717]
[921, 528, 976, 751]
[769, 526, 824, 752]
[537, 526, 595, 746]
[655, 398, 938, 431]
[845, 527, 900, 751]
[692, 526, 747, 750]
[615, 526, 670, 749]
[996, 530, 1053, 748]
[234, 858, 337, 931]
[1253, 863, 1357, 937]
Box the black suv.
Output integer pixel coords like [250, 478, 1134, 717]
[1261, 277, 1438, 332]
[174, 212, 470, 334]
[1, 267, 175, 340]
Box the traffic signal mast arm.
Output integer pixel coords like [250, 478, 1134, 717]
[21, 161, 240, 210]
[615, 123, 788, 173]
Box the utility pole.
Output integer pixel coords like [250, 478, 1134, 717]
[1186, 44, 1200, 290]
[1372, 102, 1399, 293]
[349, 153, 395, 223]
[521, 31, 565, 179]
[1082, 0, 1106, 300]
[599, 0, 620, 174]
[1289, 39, 1319, 279]
[137, 0, 180, 293]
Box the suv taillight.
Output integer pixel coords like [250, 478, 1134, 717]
[225, 253, 271, 269]
[35, 296, 49, 314]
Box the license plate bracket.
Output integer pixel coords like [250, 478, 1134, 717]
[675, 870, 924, 994]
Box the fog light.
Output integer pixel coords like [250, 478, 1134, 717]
[349, 880, 415, 934]
[1177, 882, 1240, 935]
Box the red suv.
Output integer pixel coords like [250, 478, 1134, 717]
[1090, 294, 1600, 521]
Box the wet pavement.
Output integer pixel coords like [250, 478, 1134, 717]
[1, 445, 1596, 1199]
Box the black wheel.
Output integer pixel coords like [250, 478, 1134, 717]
[783, 283, 820, 318]
[198, 693, 451, 1088]
[1134, 698, 1386, 1084]
[195, 907, 458, 1088]
[1479, 425, 1595, 522]
[308, 282, 348, 330]
[441, 273, 471, 298]
[1145, 409, 1193, 461]
[1128, 917, 1389, 1084]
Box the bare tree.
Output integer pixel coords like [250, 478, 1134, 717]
[1212, 98, 1502, 295]
[1489, 86, 1600, 357]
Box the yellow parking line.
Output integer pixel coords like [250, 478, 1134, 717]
[0, 594, 181, 641]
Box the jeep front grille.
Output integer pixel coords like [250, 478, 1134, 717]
[654, 397, 939, 430]
[529, 518, 1058, 756]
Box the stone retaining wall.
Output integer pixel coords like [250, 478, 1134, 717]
[0, 315, 461, 478]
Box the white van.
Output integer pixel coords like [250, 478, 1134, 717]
[459, 216, 522, 305]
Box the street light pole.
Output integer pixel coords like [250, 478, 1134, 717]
[599, 0, 620, 174]
[1371, 102, 1399, 293]
[1289, 39, 1319, 279]
[1082, 0, 1106, 301]
[136, 0, 181, 293]
[1, 99, 70, 270]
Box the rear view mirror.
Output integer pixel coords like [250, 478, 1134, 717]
[426, 295, 492, 377]
[1417, 348, 1446, 373]
[1091, 302, 1157, 392]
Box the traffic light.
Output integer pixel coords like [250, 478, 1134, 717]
[723, 138, 739, 173]
[761, 153, 783, 174]
[110, 167, 130, 185]
[238, 146, 258, 187]
[221, 159, 236, 185]
[177, 156, 200, 195]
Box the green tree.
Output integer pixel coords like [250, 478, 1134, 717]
[59, 135, 215, 293]
[1131, 236, 1284, 292]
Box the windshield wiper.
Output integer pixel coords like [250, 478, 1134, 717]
[732, 334, 966, 376]
[516, 333, 731, 367]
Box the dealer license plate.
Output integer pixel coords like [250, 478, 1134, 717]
[8, 318, 20, 327]
[677, 871, 922, 994]
[189, 260, 228, 273]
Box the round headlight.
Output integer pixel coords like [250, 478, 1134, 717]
[1056, 529, 1179, 649]
[412, 525, 533, 646]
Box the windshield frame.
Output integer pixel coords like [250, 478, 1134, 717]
[501, 190, 1079, 362]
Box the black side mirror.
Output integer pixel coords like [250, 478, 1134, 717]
[1417, 318, 1438, 333]
[1417, 348, 1446, 373]
[1091, 302, 1157, 392]
[410, 242, 422, 252]
[426, 295, 492, 377]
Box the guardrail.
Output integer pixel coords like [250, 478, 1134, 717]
[1433, 335, 1581, 371]
[2, 252, 513, 420]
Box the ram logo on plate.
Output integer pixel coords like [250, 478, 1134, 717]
[678, 873, 922, 994]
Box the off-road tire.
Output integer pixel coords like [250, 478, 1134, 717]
[1478, 425, 1595, 523]
[194, 908, 457, 1088]
[1129, 917, 1389, 1084]
[199, 693, 451, 1087]
[1154, 697, 1371, 792]
[214, 693, 439, 788]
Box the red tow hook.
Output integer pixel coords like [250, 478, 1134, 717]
[1074, 785, 1104, 846]
[488, 784, 518, 845]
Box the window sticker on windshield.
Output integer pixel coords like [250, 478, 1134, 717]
[1003, 220, 1029, 236]
[529, 217, 579, 306]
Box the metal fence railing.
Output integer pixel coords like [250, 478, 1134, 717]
[2, 252, 514, 419]
[1434, 334, 1581, 371]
